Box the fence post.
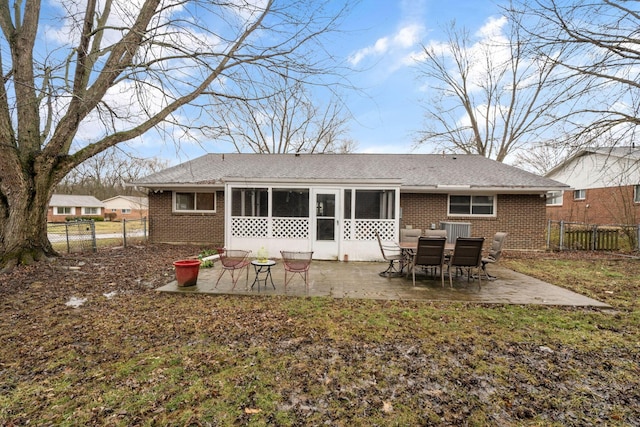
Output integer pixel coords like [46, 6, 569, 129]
[143, 217, 147, 240]
[559, 220, 565, 250]
[592, 225, 598, 250]
[637, 224, 640, 251]
[65, 222, 70, 254]
[90, 220, 97, 252]
[546, 219, 551, 250]
[123, 218, 127, 248]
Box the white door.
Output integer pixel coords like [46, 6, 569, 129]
[312, 189, 340, 259]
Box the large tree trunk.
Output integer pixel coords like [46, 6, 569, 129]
[0, 159, 57, 272]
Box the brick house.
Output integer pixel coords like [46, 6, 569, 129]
[545, 147, 640, 224]
[132, 153, 568, 261]
[102, 195, 149, 221]
[47, 194, 105, 222]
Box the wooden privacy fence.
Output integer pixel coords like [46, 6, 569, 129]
[547, 220, 640, 251]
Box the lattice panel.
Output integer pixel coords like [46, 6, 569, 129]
[352, 220, 395, 240]
[342, 220, 353, 240]
[231, 217, 268, 238]
[272, 218, 309, 239]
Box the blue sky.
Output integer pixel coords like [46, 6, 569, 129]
[133, 0, 505, 163]
[335, 0, 502, 154]
[36, 0, 504, 163]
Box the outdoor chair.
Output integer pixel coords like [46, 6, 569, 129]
[214, 248, 251, 289]
[409, 237, 447, 287]
[400, 228, 422, 243]
[447, 237, 485, 289]
[481, 232, 508, 280]
[424, 229, 447, 238]
[280, 251, 313, 291]
[375, 230, 404, 277]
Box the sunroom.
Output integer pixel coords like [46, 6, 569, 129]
[225, 180, 401, 261]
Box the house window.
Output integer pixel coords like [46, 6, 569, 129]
[634, 185, 640, 203]
[111, 208, 117, 212]
[55, 206, 73, 215]
[231, 188, 268, 216]
[272, 189, 309, 217]
[448, 195, 495, 216]
[82, 207, 99, 215]
[121, 208, 131, 214]
[174, 192, 216, 212]
[546, 191, 563, 206]
[574, 189, 586, 200]
[354, 190, 395, 219]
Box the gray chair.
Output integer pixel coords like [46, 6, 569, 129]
[400, 228, 422, 243]
[375, 231, 404, 277]
[447, 237, 485, 289]
[409, 237, 447, 287]
[481, 232, 508, 280]
[424, 229, 447, 238]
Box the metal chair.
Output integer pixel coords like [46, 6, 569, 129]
[447, 237, 485, 289]
[280, 251, 313, 290]
[375, 230, 404, 277]
[409, 237, 447, 287]
[215, 248, 251, 289]
[481, 232, 508, 280]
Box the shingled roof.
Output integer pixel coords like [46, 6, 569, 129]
[133, 153, 568, 193]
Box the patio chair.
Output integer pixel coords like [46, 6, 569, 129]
[214, 248, 251, 289]
[481, 232, 508, 280]
[400, 228, 422, 243]
[280, 251, 313, 290]
[375, 230, 404, 277]
[424, 229, 447, 238]
[447, 237, 485, 289]
[409, 237, 447, 287]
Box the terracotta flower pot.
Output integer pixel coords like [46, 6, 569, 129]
[173, 260, 201, 287]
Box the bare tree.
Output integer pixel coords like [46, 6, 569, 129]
[214, 71, 352, 154]
[414, 18, 573, 162]
[0, 0, 350, 270]
[56, 149, 169, 200]
[509, 0, 640, 147]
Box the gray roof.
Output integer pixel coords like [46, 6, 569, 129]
[133, 153, 568, 193]
[49, 194, 104, 207]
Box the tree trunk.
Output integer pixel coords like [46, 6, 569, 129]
[0, 175, 56, 272]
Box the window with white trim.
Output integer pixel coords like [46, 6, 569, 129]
[448, 195, 495, 216]
[574, 189, 586, 200]
[121, 208, 131, 214]
[634, 185, 640, 203]
[55, 206, 73, 215]
[546, 191, 563, 206]
[174, 192, 216, 213]
[82, 207, 99, 215]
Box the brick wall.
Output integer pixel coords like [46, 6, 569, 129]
[400, 193, 547, 250]
[547, 185, 640, 224]
[148, 191, 225, 246]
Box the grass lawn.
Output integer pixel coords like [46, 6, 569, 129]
[0, 246, 638, 426]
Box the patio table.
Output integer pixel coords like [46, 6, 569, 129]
[251, 259, 276, 290]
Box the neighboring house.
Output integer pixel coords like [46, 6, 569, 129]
[545, 147, 640, 224]
[47, 194, 105, 222]
[132, 153, 568, 261]
[102, 195, 149, 221]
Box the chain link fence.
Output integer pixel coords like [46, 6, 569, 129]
[47, 218, 148, 253]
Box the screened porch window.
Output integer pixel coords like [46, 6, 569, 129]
[353, 190, 395, 219]
[272, 189, 309, 217]
[231, 188, 268, 217]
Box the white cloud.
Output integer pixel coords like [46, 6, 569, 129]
[348, 23, 425, 67]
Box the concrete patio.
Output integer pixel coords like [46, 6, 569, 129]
[157, 260, 610, 307]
